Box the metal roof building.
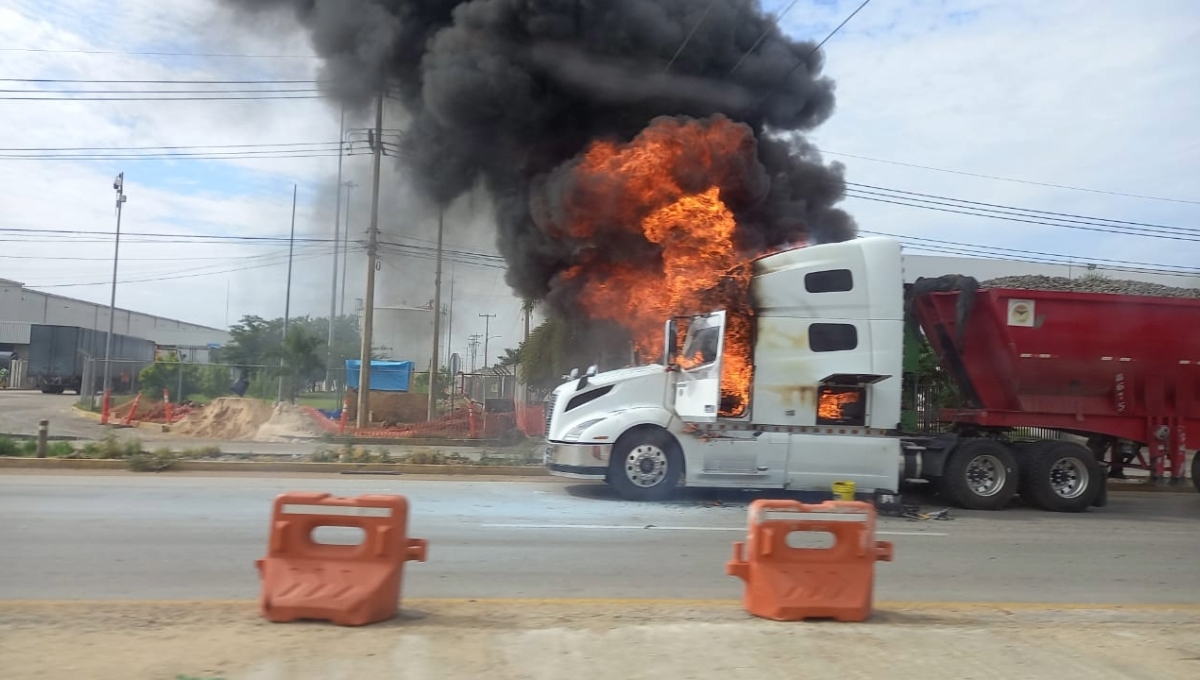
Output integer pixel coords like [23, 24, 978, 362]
[0, 277, 230, 352]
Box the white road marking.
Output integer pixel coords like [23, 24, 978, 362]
[481, 523, 946, 537]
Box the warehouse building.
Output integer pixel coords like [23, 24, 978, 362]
[0, 277, 230, 388]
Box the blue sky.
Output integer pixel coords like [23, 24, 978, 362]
[1, 0, 1197, 355]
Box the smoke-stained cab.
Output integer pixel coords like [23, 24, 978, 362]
[544, 237, 905, 499]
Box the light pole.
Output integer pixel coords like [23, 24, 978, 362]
[278, 184, 297, 404]
[479, 313, 497, 370]
[340, 180, 357, 318]
[100, 173, 127, 425]
[327, 106, 345, 388]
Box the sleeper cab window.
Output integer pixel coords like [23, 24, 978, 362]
[809, 323, 858, 352]
[804, 269, 854, 293]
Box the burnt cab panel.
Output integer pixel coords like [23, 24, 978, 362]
[750, 238, 904, 429]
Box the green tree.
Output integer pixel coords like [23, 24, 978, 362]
[279, 326, 325, 383]
[222, 315, 281, 372]
[497, 346, 522, 368]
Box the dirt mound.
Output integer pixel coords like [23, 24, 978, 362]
[254, 403, 324, 442]
[173, 397, 275, 440]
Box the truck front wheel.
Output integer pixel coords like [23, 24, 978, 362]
[607, 427, 683, 502]
[938, 438, 1019, 511]
[1022, 442, 1102, 513]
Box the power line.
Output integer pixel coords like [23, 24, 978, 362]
[0, 149, 367, 162]
[847, 182, 1198, 234]
[844, 190, 1200, 243]
[0, 47, 319, 60]
[826, 149, 1200, 206]
[0, 88, 323, 95]
[861, 230, 1199, 275]
[0, 226, 347, 244]
[18, 242, 336, 285]
[25, 248, 340, 289]
[756, 0, 872, 109]
[663, 0, 719, 74]
[893, 240, 1199, 281]
[0, 94, 324, 101]
[728, 0, 803, 75]
[0, 77, 322, 84]
[0, 140, 341, 152]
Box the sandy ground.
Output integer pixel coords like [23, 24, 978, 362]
[1, 601, 1198, 680]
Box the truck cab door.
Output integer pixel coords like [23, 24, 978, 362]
[672, 311, 726, 423]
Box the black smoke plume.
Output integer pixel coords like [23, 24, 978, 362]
[221, 0, 855, 324]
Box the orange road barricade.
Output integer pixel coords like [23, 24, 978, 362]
[726, 499, 893, 622]
[256, 492, 428, 626]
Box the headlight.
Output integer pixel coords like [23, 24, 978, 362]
[563, 418, 605, 442]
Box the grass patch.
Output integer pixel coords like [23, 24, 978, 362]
[0, 437, 20, 457]
[127, 447, 178, 472]
[47, 441, 75, 457]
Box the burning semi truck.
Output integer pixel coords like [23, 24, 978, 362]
[543, 237, 1200, 512]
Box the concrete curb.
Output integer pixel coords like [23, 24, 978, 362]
[0, 456, 549, 476]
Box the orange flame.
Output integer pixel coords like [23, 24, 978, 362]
[562, 116, 757, 416]
[818, 390, 862, 422]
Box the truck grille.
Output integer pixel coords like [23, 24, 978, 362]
[544, 392, 557, 435]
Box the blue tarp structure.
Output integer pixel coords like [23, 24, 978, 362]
[345, 360, 414, 392]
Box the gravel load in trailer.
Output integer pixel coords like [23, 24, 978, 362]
[981, 275, 1199, 299]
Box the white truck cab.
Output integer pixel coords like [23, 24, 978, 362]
[544, 237, 909, 501]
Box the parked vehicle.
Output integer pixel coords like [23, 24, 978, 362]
[28, 325, 155, 395]
[543, 237, 1200, 510]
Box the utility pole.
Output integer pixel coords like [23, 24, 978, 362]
[468, 334, 481, 373]
[522, 300, 532, 405]
[339, 180, 356, 317]
[327, 105, 345, 388]
[278, 184, 297, 404]
[479, 313, 497, 370]
[356, 92, 384, 429]
[427, 206, 445, 421]
[100, 172, 127, 425]
[444, 271, 455, 367]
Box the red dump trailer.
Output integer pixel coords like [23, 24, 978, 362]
[911, 282, 1200, 497]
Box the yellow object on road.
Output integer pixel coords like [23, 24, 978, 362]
[832, 480, 856, 501]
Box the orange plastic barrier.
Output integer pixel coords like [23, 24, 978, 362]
[256, 492, 428, 626]
[726, 499, 893, 622]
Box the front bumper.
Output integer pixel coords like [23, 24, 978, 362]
[544, 441, 612, 479]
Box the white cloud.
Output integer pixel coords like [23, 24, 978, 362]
[2, 0, 1196, 368]
[777, 0, 1200, 273]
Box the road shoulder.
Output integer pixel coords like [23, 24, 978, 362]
[2, 600, 1197, 680]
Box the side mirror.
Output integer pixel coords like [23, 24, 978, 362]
[586, 365, 598, 377]
[663, 318, 679, 367]
[568, 368, 579, 380]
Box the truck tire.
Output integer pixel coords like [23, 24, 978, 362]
[1014, 441, 1055, 500]
[1022, 441, 1102, 513]
[1191, 453, 1199, 495]
[937, 438, 1019, 511]
[607, 427, 683, 502]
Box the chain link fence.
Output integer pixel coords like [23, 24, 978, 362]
[76, 358, 283, 411]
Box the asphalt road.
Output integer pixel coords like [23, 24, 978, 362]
[0, 390, 107, 439]
[2, 473, 1197, 603]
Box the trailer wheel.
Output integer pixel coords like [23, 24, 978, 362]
[938, 438, 1018, 510]
[607, 427, 682, 502]
[1022, 442, 1102, 513]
